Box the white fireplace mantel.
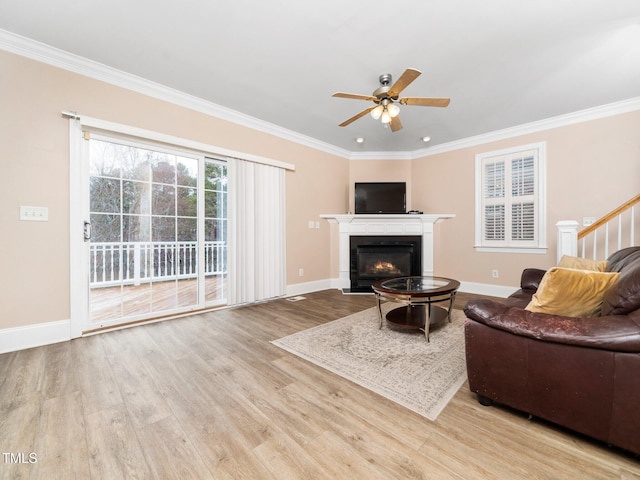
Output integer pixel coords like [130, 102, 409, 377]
[320, 214, 455, 289]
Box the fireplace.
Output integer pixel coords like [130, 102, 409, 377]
[319, 214, 454, 294]
[350, 236, 422, 292]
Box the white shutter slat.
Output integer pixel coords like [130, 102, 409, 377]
[484, 204, 505, 241]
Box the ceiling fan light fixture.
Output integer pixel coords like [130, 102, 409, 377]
[370, 104, 384, 120]
[333, 68, 450, 133]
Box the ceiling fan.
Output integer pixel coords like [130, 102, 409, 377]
[332, 68, 450, 132]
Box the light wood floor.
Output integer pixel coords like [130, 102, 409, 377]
[1, 290, 639, 479]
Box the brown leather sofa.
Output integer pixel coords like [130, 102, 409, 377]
[464, 246, 640, 455]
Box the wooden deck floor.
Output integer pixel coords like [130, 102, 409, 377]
[90, 276, 226, 324]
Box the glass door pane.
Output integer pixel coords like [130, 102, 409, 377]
[204, 160, 227, 304]
[87, 138, 201, 329]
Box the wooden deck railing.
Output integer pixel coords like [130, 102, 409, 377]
[556, 194, 640, 261]
[90, 241, 227, 287]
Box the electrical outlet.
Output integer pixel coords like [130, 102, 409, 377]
[298, 268, 304, 277]
[308, 221, 315, 229]
[491, 269, 499, 278]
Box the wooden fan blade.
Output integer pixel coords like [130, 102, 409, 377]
[339, 106, 376, 127]
[399, 97, 451, 107]
[332, 92, 377, 102]
[388, 68, 421, 98]
[390, 116, 403, 132]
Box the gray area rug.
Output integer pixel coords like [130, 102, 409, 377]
[271, 304, 467, 421]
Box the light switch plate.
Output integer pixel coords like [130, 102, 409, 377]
[20, 206, 49, 221]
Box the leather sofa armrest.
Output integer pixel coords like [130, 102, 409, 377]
[464, 298, 640, 352]
[520, 268, 546, 291]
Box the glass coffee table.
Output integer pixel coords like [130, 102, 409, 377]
[372, 276, 460, 341]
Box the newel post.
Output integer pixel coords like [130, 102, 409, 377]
[556, 220, 579, 262]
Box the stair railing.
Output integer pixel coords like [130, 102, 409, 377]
[556, 194, 640, 262]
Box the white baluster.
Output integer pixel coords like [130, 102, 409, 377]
[631, 206, 636, 247]
[618, 214, 622, 251]
[134, 243, 141, 286]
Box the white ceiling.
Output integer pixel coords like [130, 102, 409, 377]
[2, 0, 640, 154]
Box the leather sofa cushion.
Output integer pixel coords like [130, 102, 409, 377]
[525, 267, 620, 317]
[606, 247, 640, 273]
[465, 299, 640, 351]
[520, 268, 546, 290]
[558, 254, 608, 272]
[602, 256, 640, 316]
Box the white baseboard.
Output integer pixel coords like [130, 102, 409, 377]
[0, 319, 71, 354]
[459, 281, 518, 298]
[286, 279, 333, 297]
[288, 278, 517, 299]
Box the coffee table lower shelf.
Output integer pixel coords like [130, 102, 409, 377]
[384, 304, 450, 333]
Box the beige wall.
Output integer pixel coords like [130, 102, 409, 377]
[2, 48, 639, 334]
[412, 110, 640, 287]
[0, 50, 349, 330]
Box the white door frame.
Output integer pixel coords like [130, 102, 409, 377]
[67, 113, 291, 337]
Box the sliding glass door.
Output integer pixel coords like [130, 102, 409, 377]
[203, 161, 227, 303]
[85, 135, 226, 331]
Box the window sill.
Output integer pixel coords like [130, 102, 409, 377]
[474, 246, 548, 254]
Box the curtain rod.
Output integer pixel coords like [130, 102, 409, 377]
[61, 110, 80, 120]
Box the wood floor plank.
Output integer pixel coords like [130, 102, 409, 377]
[179, 412, 277, 480]
[1, 347, 46, 399]
[276, 376, 461, 480]
[434, 388, 637, 479]
[135, 416, 212, 479]
[71, 335, 123, 416]
[84, 404, 152, 480]
[252, 431, 328, 480]
[99, 329, 174, 429]
[1, 289, 639, 479]
[0, 391, 40, 480]
[305, 430, 391, 480]
[30, 391, 91, 480]
[271, 354, 432, 448]
[37, 342, 79, 400]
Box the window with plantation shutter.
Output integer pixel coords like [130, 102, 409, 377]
[475, 142, 547, 253]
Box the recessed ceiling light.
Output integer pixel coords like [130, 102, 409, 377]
[421, 136, 431, 143]
[355, 137, 365, 143]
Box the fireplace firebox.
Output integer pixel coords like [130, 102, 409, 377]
[349, 236, 422, 292]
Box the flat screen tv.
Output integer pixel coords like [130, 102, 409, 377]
[355, 182, 406, 214]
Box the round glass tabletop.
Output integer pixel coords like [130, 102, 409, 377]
[373, 276, 460, 296]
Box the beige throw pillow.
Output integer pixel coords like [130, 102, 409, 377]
[525, 267, 620, 317]
[557, 255, 608, 272]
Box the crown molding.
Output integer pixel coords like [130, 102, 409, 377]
[349, 150, 414, 161]
[2, 28, 639, 162]
[0, 29, 352, 159]
[349, 96, 640, 160]
[410, 96, 640, 158]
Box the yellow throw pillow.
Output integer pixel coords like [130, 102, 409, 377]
[557, 255, 608, 272]
[525, 267, 620, 317]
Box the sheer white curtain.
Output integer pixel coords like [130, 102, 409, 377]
[227, 158, 287, 305]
